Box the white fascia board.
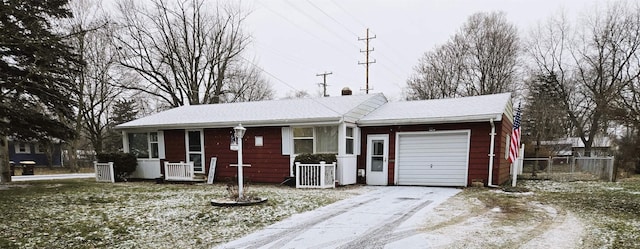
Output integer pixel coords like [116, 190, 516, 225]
[357, 114, 503, 127]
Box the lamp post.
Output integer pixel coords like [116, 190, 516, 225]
[234, 124, 246, 199]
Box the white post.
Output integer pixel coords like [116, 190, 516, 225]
[295, 162, 301, 188]
[320, 161, 326, 188]
[108, 162, 115, 183]
[237, 135, 244, 199]
[233, 124, 246, 199]
[511, 144, 524, 187]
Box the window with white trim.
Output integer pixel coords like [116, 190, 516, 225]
[293, 126, 338, 154]
[346, 127, 354, 155]
[293, 127, 313, 154]
[128, 132, 159, 159]
[15, 143, 30, 154]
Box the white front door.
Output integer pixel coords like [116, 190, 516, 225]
[366, 134, 388, 185]
[186, 130, 204, 173]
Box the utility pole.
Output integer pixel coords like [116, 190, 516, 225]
[316, 72, 332, 97]
[358, 28, 376, 94]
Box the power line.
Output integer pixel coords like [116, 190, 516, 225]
[327, 1, 411, 82]
[238, 56, 345, 115]
[256, 1, 351, 55]
[283, 0, 360, 52]
[306, 0, 359, 37]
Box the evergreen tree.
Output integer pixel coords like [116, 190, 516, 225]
[103, 99, 138, 152]
[0, 0, 78, 182]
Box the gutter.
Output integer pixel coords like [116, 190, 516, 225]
[115, 118, 343, 131]
[487, 118, 499, 188]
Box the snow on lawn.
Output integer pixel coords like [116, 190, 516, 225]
[523, 179, 640, 248]
[0, 180, 366, 249]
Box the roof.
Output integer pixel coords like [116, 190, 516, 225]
[541, 137, 612, 148]
[117, 93, 387, 130]
[357, 93, 512, 126]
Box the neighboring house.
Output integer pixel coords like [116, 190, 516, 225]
[8, 140, 63, 166]
[116, 92, 515, 187]
[540, 137, 613, 157]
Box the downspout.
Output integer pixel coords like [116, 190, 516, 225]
[487, 118, 499, 188]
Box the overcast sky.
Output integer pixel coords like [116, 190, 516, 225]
[241, 0, 615, 101]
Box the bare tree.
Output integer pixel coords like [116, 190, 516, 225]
[526, 1, 640, 156]
[221, 65, 274, 102]
[405, 43, 464, 100]
[113, 0, 270, 107]
[63, 0, 128, 171]
[283, 90, 311, 99]
[405, 11, 519, 100]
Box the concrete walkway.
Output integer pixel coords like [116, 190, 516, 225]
[12, 173, 95, 182]
[218, 186, 461, 249]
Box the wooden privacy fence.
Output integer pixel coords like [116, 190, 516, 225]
[164, 161, 194, 181]
[94, 162, 115, 183]
[296, 161, 336, 189]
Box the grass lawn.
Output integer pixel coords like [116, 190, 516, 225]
[461, 176, 640, 248]
[523, 177, 640, 248]
[0, 180, 364, 249]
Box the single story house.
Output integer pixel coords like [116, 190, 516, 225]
[116, 92, 515, 187]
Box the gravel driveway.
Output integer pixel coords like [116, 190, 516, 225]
[217, 186, 461, 249]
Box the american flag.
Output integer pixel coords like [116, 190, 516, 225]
[508, 103, 522, 163]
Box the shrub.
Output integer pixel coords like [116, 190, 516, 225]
[96, 152, 137, 182]
[294, 153, 337, 164]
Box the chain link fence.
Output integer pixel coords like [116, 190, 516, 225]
[520, 156, 614, 181]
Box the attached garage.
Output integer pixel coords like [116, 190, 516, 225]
[395, 131, 470, 186]
[357, 93, 515, 187]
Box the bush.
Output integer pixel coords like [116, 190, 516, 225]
[293, 153, 337, 164]
[96, 152, 137, 182]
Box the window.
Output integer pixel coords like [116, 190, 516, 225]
[293, 126, 338, 154]
[128, 132, 158, 159]
[150, 132, 159, 158]
[15, 143, 30, 154]
[35, 144, 45, 154]
[346, 127, 354, 155]
[316, 126, 338, 153]
[293, 127, 313, 154]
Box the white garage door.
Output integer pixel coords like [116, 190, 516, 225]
[396, 131, 470, 186]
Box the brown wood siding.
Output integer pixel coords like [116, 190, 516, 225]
[359, 122, 507, 186]
[203, 127, 290, 183]
[495, 114, 513, 184]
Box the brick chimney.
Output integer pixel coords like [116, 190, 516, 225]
[341, 87, 352, 96]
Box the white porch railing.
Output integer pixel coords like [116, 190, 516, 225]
[94, 162, 115, 183]
[164, 161, 194, 181]
[296, 161, 336, 189]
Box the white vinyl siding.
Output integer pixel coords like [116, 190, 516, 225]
[396, 131, 470, 186]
